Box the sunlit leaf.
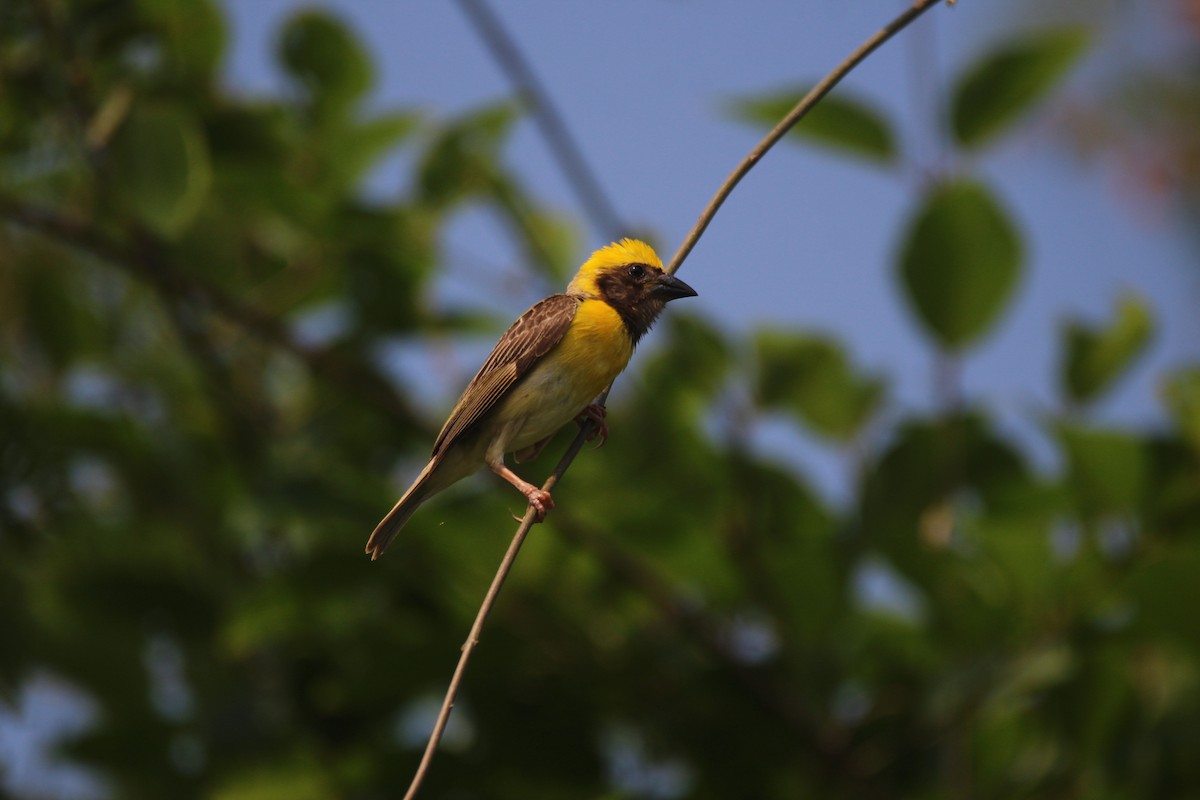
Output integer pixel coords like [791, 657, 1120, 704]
[754, 329, 884, 442]
[1161, 366, 1200, 453]
[111, 103, 212, 236]
[1061, 292, 1155, 406]
[898, 179, 1023, 350]
[951, 27, 1090, 149]
[729, 85, 896, 162]
[212, 762, 335, 800]
[982, 644, 1075, 717]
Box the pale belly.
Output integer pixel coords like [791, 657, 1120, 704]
[485, 299, 633, 460]
[495, 366, 599, 453]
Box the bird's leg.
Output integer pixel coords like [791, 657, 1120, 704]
[574, 403, 608, 447]
[490, 461, 555, 521]
[513, 435, 553, 463]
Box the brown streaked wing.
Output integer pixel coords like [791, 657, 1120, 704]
[430, 293, 581, 459]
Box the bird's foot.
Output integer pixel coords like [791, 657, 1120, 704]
[493, 463, 555, 523]
[523, 487, 555, 522]
[575, 403, 608, 448]
[508, 486, 555, 523]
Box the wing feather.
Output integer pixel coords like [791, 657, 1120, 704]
[430, 293, 580, 459]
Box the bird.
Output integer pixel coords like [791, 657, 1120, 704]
[366, 238, 697, 560]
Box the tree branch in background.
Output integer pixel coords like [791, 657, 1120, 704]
[402, 1, 949, 795]
[0, 197, 425, 429]
[147, 259, 263, 440]
[455, 0, 628, 241]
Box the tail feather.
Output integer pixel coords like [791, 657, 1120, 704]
[366, 460, 439, 560]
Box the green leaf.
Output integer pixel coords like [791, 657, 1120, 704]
[15, 250, 101, 370]
[1061, 293, 1156, 406]
[730, 86, 896, 163]
[138, 0, 227, 84]
[417, 103, 519, 209]
[111, 103, 212, 236]
[1128, 543, 1200, 650]
[863, 413, 1031, 581]
[1161, 366, 1200, 453]
[517, 208, 578, 283]
[977, 516, 1057, 608]
[336, 110, 420, 185]
[212, 761, 335, 800]
[1057, 424, 1147, 516]
[754, 330, 885, 442]
[951, 27, 1090, 149]
[626, 313, 731, 436]
[279, 10, 372, 115]
[342, 206, 434, 334]
[663, 313, 733, 403]
[982, 644, 1075, 717]
[897, 179, 1023, 350]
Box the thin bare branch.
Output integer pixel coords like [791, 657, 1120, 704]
[402, 422, 592, 800]
[401, 1, 948, 796]
[455, 0, 627, 240]
[666, 0, 945, 276]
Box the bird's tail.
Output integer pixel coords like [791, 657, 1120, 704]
[365, 460, 439, 560]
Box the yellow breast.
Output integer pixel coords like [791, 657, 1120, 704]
[555, 298, 635, 391]
[488, 298, 634, 457]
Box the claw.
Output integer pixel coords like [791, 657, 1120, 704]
[575, 403, 608, 448]
[512, 489, 554, 523]
[492, 462, 555, 524]
[524, 488, 554, 521]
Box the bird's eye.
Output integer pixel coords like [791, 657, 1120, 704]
[627, 264, 646, 280]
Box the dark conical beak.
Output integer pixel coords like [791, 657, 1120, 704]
[652, 272, 698, 301]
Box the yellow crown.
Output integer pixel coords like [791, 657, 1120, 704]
[568, 239, 663, 295]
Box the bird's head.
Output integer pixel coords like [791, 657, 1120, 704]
[567, 239, 698, 343]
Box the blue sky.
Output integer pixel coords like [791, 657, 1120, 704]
[218, 0, 1198, 495]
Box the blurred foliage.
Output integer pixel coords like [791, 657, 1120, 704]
[753, 329, 884, 442]
[1060, 292, 1155, 408]
[949, 26, 1090, 149]
[897, 178, 1023, 352]
[1, 3, 1199, 800]
[729, 86, 897, 163]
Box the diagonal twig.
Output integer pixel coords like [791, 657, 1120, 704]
[402, 1, 949, 796]
[665, 0, 943, 276]
[401, 421, 592, 800]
